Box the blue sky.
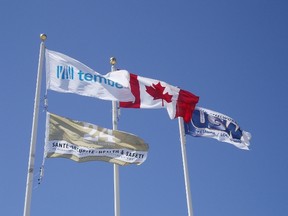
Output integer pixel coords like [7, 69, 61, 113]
[1, 0, 288, 215]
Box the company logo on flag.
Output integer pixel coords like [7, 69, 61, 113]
[45, 112, 149, 165]
[45, 49, 134, 102]
[56, 66, 74, 80]
[118, 71, 199, 122]
[184, 107, 251, 150]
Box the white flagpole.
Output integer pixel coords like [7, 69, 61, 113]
[178, 117, 194, 216]
[110, 57, 120, 216]
[23, 33, 47, 216]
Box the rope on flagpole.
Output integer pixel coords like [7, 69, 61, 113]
[38, 45, 50, 186]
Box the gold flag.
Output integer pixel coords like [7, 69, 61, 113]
[45, 112, 148, 165]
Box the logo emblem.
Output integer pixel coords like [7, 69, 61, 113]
[57, 66, 74, 80]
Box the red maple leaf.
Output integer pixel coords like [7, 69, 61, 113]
[145, 82, 173, 106]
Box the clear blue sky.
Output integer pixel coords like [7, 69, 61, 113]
[1, 0, 288, 215]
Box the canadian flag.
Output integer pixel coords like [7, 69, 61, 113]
[119, 71, 199, 122]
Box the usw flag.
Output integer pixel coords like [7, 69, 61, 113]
[185, 107, 251, 150]
[45, 112, 149, 165]
[45, 49, 134, 102]
[119, 71, 199, 122]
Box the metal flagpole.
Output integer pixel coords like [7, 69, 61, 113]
[178, 117, 194, 216]
[110, 57, 120, 216]
[23, 33, 47, 216]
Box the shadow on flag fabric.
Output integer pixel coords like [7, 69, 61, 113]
[184, 107, 251, 150]
[45, 112, 149, 165]
[119, 71, 199, 122]
[45, 49, 134, 102]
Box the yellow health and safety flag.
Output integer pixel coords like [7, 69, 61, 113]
[45, 112, 148, 165]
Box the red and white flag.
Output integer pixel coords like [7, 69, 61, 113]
[118, 71, 199, 122]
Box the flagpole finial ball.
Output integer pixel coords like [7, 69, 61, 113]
[110, 57, 117, 65]
[40, 34, 47, 41]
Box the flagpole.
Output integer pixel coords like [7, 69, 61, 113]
[178, 117, 194, 216]
[110, 57, 120, 216]
[23, 33, 47, 216]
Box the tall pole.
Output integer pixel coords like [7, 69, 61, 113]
[23, 33, 47, 216]
[110, 57, 120, 216]
[178, 117, 194, 216]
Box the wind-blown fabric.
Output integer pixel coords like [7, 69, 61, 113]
[118, 71, 199, 122]
[45, 112, 149, 165]
[45, 49, 134, 102]
[185, 107, 251, 150]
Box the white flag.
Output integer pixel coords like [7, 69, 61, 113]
[45, 49, 134, 101]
